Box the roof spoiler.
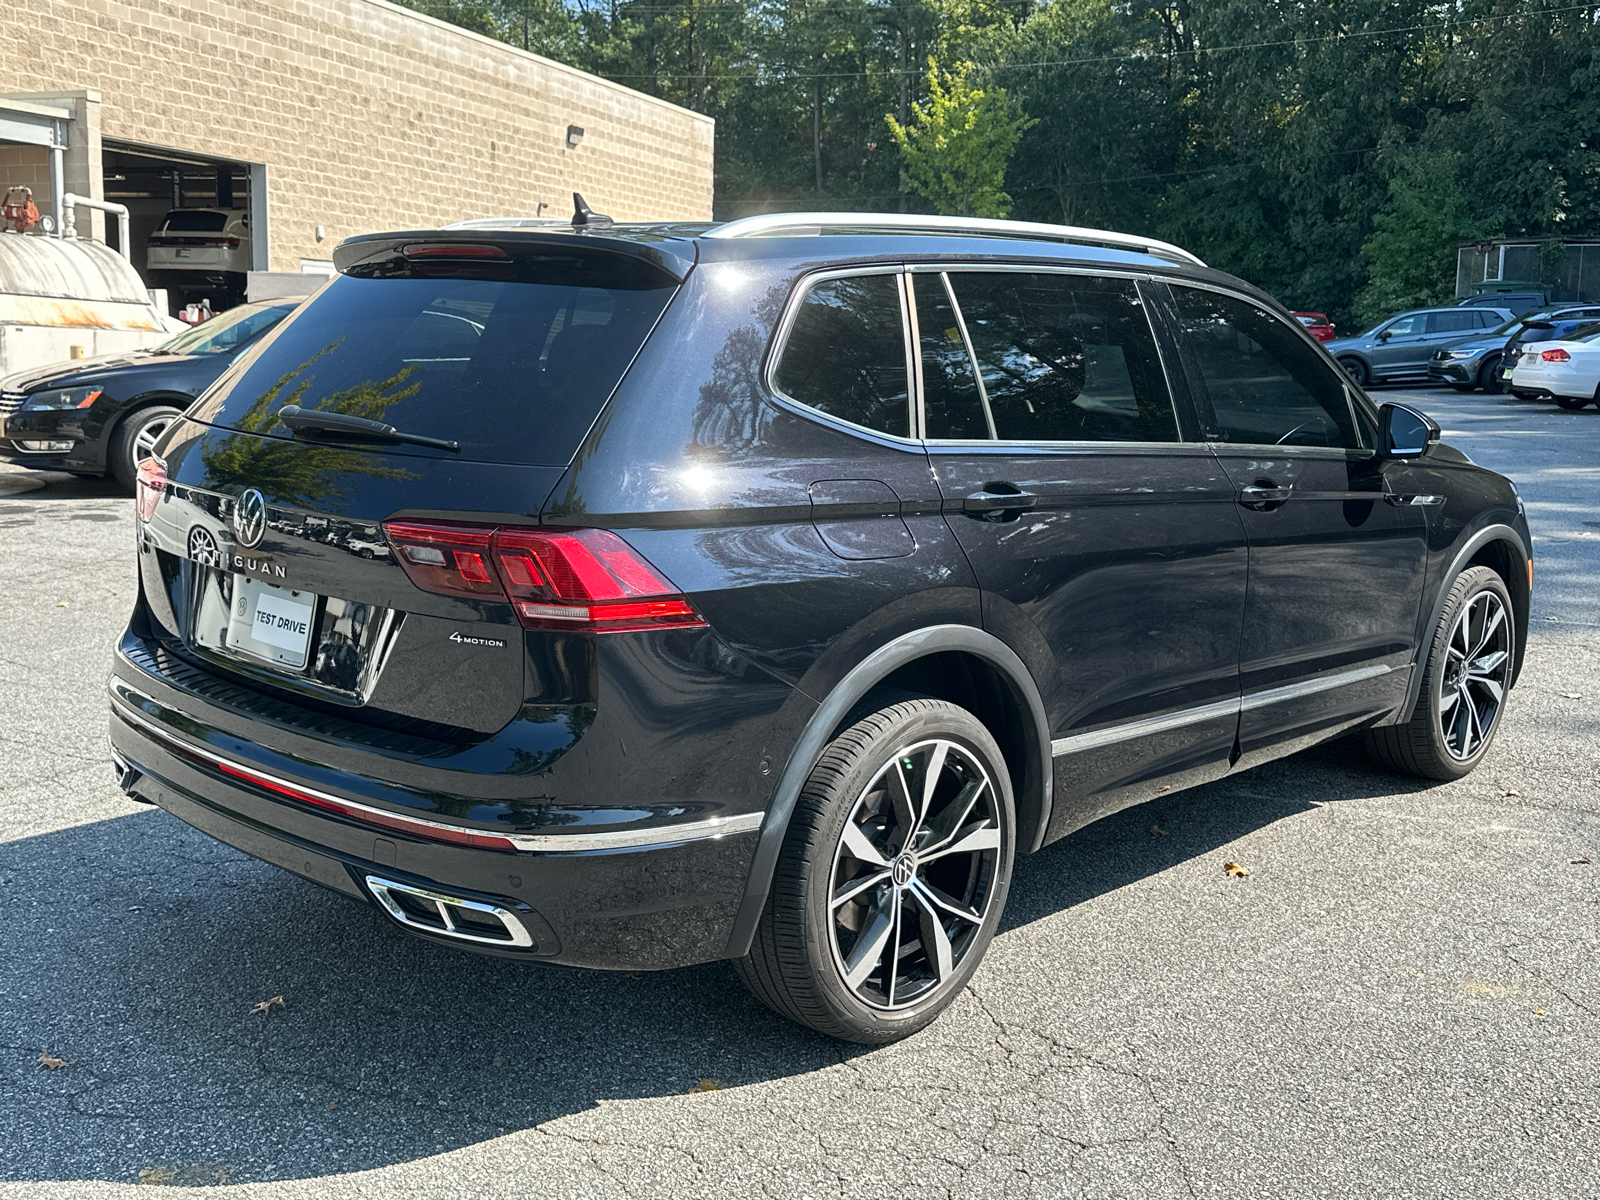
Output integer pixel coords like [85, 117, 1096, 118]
[331, 227, 694, 283]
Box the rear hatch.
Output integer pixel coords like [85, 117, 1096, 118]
[133, 231, 690, 738]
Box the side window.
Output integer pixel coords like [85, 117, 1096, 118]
[773, 274, 911, 437]
[1430, 311, 1477, 334]
[1170, 286, 1360, 450]
[913, 274, 990, 439]
[1475, 310, 1499, 329]
[1383, 314, 1421, 337]
[942, 272, 1179, 443]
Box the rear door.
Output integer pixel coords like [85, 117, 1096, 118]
[1160, 282, 1428, 766]
[915, 266, 1249, 836]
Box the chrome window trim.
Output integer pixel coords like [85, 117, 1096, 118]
[110, 681, 765, 852]
[1050, 664, 1394, 757]
[764, 263, 924, 448]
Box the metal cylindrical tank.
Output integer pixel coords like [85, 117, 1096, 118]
[0, 233, 172, 378]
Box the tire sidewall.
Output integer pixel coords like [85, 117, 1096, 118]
[798, 702, 1015, 1041]
[1421, 567, 1515, 777]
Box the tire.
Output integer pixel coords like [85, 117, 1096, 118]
[1338, 357, 1369, 387]
[1478, 354, 1503, 393]
[1365, 566, 1514, 781]
[735, 697, 1016, 1043]
[1552, 395, 1590, 411]
[110, 405, 184, 490]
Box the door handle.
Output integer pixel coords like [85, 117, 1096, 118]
[1238, 484, 1293, 509]
[963, 487, 1037, 514]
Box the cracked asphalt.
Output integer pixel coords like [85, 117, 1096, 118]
[1, 386, 1596, 1198]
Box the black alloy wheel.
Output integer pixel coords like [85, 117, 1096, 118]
[111, 404, 184, 490]
[1338, 357, 1369, 387]
[736, 697, 1015, 1043]
[1365, 566, 1515, 780]
[1478, 354, 1504, 393]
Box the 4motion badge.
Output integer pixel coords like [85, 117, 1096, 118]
[449, 632, 506, 648]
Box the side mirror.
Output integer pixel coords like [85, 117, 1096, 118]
[1375, 329, 1392, 343]
[1379, 402, 1440, 458]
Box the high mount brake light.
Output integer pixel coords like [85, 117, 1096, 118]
[382, 521, 706, 634]
[135, 457, 166, 522]
[401, 243, 509, 259]
[1541, 348, 1572, 362]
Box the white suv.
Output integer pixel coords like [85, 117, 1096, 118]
[146, 209, 251, 309]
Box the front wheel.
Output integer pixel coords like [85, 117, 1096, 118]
[1365, 566, 1515, 780]
[1478, 354, 1503, 393]
[736, 697, 1015, 1043]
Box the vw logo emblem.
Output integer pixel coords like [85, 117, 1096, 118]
[232, 487, 267, 549]
[186, 525, 222, 568]
[890, 852, 918, 888]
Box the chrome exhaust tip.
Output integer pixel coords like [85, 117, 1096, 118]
[364, 875, 534, 948]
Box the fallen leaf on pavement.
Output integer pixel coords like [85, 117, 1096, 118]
[693, 1078, 720, 1092]
[1560, 693, 1582, 699]
[38, 1054, 65, 1070]
[1503, 789, 1520, 797]
[249, 995, 286, 1015]
[1223, 860, 1250, 878]
[55, 601, 68, 608]
[137, 1167, 176, 1185]
[1572, 858, 1592, 865]
[1149, 824, 1164, 837]
[1534, 1009, 1547, 1017]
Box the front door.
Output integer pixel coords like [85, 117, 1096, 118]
[1369, 312, 1430, 375]
[1162, 283, 1429, 767]
[913, 267, 1250, 839]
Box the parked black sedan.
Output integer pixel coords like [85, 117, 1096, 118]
[0, 300, 298, 488]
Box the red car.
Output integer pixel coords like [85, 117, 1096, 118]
[1293, 311, 1336, 342]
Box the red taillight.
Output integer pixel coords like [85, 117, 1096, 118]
[135, 457, 166, 522]
[1541, 348, 1571, 362]
[383, 520, 707, 634]
[382, 521, 501, 598]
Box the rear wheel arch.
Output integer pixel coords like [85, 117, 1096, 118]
[724, 625, 1051, 960]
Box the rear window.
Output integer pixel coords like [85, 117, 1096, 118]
[187, 269, 676, 466]
[161, 210, 230, 232]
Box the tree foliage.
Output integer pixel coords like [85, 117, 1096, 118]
[887, 58, 1030, 216]
[401, 0, 1600, 326]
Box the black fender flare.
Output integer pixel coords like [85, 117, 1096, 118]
[1394, 521, 1531, 721]
[723, 623, 1051, 959]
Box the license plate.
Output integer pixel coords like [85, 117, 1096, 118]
[225, 575, 317, 669]
[175, 248, 192, 258]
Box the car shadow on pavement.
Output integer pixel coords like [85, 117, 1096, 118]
[3, 739, 1422, 1186]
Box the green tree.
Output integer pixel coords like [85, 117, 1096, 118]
[887, 57, 1031, 217]
[1354, 149, 1475, 326]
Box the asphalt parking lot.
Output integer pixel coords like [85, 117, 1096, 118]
[2, 387, 1596, 1199]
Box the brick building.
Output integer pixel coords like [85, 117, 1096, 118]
[1, 0, 713, 298]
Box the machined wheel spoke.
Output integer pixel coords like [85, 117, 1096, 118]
[920, 778, 987, 855]
[832, 868, 891, 910]
[1470, 649, 1508, 676]
[842, 893, 897, 990]
[908, 877, 983, 926]
[840, 820, 890, 869]
[884, 891, 905, 1005]
[1468, 676, 1504, 704]
[922, 820, 1001, 863]
[907, 884, 954, 981]
[1439, 686, 1463, 715]
[886, 760, 918, 846]
[1470, 599, 1505, 657]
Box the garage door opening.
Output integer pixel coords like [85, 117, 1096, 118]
[102, 141, 266, 314]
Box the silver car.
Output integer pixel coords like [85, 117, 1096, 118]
[1325, 305, 1513, 387]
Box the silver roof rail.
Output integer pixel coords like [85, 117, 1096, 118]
[703, 212, 1205, 268]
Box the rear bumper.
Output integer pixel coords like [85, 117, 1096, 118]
[110, 695, 762, 969]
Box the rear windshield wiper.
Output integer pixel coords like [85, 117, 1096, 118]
[277, 405, 460, 453]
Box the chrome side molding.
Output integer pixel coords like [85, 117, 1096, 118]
[1052, 664, 1395, 757]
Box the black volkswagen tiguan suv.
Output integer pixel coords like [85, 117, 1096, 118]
[110, 209, 1532, 1042]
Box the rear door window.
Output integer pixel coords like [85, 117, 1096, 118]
[938, 271, 1179, 443]
[772, 273, 911, 438]
[1430, 311, 1478, 334]
[187, 263, 676, 466]
[1171, 286, 1360, 449]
